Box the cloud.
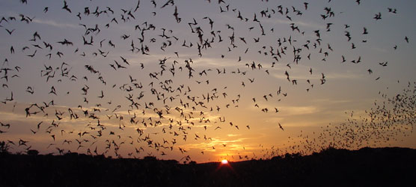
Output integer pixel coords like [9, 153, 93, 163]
[259, 17, 324, 29]
[324, 71, 365, 80]
[227, 134, 240, 137]
[32, 18, 81, 29]
[281, 106, 319, 116]
[191, 57, 243, 69]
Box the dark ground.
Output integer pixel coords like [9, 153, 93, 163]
[0, 147, 415, 186]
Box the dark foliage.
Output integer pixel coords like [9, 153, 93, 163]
[0, 147, 415, 186]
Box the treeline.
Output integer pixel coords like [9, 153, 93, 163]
[0, 146, 415, 186]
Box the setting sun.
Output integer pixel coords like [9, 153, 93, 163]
[221, 159, 229, 165]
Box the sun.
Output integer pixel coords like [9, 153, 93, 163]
[216, 159, 232, 172]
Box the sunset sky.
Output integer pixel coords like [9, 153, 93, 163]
[0, 0, 415, 163]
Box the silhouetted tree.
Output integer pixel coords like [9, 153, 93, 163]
[0, 141, 10, 154]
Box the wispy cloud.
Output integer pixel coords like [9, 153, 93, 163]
[32, 18, 81, 29]
[259, 18, 324, 29]
[192, 57, 243, 68]
[271, 69, 365, 81]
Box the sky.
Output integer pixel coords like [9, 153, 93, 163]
[0, 0, 415, 163]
